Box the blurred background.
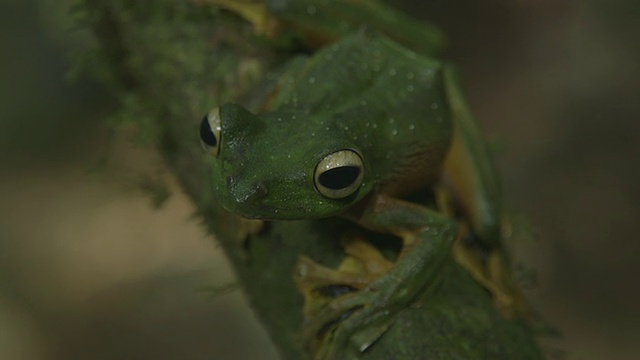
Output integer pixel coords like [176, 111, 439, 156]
[1, 0, 638, 359]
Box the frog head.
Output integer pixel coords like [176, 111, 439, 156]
[200, 103, 372, 220]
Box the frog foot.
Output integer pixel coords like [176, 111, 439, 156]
[235, 217, 266, 262]
[236, 217, 265, 238]
[295, 254, 436, 359]
[451, 231, 529, 319]
[295, 228, 453, 359]
[192, 0, 281, 37]
[295, 235, 393, 319]
[295, 235, 397, 357]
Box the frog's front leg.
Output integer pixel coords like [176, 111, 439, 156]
[298, 193, 459, 359]
[296, 235, 394, 323]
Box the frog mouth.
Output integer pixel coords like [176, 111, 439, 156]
[234, 206, 308, 221]
[227, 202, 322, 221]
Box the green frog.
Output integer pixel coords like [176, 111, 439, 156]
[198, 1, 526, 358]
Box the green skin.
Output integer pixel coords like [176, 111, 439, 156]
[213, 36, 452, 219]
[203, 34, 504, 357]
[201, 1, 504, 358]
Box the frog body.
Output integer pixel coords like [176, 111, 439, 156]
[209, 34, 452, 220]
[198, 2, 522, 358]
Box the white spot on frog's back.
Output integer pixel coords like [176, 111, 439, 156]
[308, 76, 316, 84]
[423, 68, 435, 76]
[406, 72, 415, 80]
[388, 68, 397, 76]
[431, 102, 439, 110]
[307, 4, 317, 15]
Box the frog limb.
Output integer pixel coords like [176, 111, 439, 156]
[341, 235, 393, 275]
[192, 0, 280, 37]
[193, 0, 445, 55]
[298, 193, 458, 358]
[295, 234, 393, 324]
[442, 66, 529, 318]
[442, 66, 503, 247]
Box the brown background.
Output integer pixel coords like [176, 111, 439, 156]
[1, 0, 638, 359]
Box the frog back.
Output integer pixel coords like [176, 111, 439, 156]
[270, 33, 453, 196]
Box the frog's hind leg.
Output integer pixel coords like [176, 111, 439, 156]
[192, 0, 281, 37]
[435, 183, 526, 318]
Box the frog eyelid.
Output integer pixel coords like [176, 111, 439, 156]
[200, 107, 222, 157]
[313, 149, 364, 199]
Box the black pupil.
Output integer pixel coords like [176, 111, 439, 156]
[199, 115, 217, 147]
[319, 166, 360, 190]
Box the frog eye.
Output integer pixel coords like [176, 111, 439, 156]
[314, 149, 364, 199]
[199, 107, 221, 156]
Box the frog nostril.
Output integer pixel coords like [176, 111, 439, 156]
[254, 183, 268, 199]
[227, 176, 268, 204]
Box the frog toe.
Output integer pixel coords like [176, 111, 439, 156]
[341, 235, 394, 275]
[297, 274, 405, 359]
[452, 233, 530, 319]
[295, 255, 378, 317]
[295, 236, 393, 316]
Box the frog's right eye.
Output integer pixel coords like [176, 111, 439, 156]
[200, 107, 221, 157]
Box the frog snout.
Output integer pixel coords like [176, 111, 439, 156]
[227, 176, 268, 204]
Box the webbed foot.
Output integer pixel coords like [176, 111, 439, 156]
[451, 226, 530, 319]
[295, 220, 457, 359]
[435, 186, 529, 318]
[295, 235, 393, 323]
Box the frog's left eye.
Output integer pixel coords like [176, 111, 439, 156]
[200, 107, 221, 157]
[314, 149, 364, 199]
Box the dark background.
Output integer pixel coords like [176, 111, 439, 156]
[1, 0, 638, 358]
